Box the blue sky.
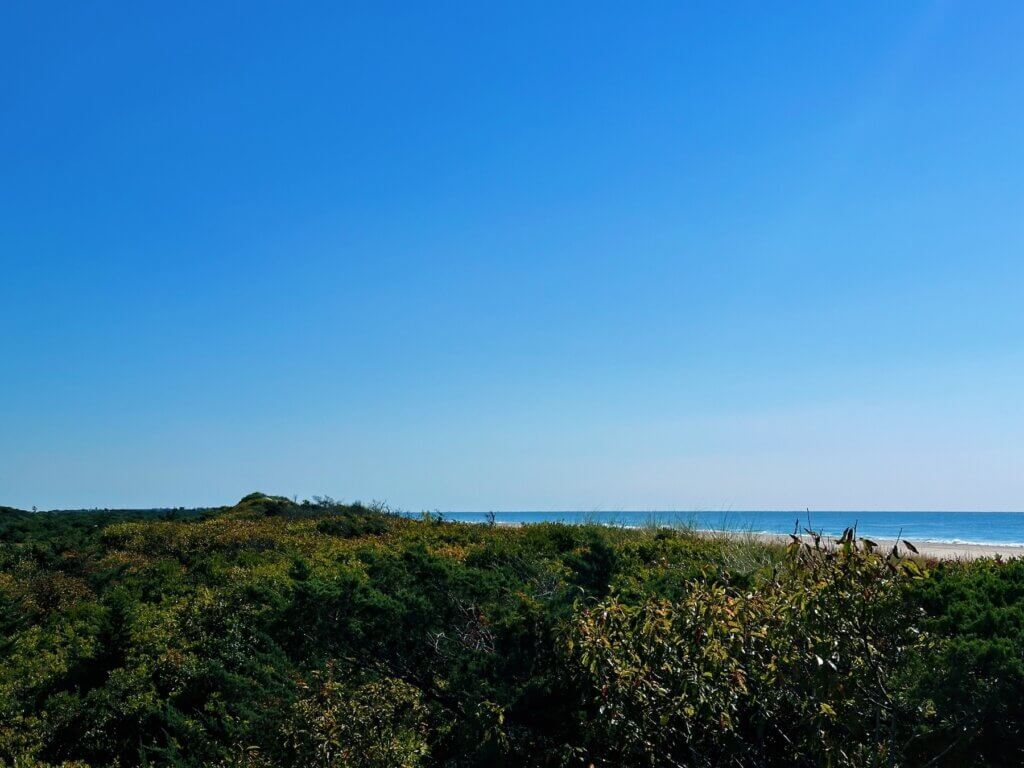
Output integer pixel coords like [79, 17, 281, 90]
[2, 1, 1023, 511]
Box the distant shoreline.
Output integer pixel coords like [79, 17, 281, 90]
[473, 518, 1024, 559]
[699, 530, 1024, 560]
[432, 510, 1024, 558]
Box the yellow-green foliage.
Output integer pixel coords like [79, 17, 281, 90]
[570, 535, 925, 766]
[281, 664, 428, 768]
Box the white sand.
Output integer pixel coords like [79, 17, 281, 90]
[488, 519, 1024, 560]
[721, 531, 1024, 560]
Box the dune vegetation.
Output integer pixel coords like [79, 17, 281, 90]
[1, 493, 1022, 767]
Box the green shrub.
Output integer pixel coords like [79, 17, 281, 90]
[1, 496, 1021, 767]
[901, 558, 1024, 767]
[279, 664, 428, 768]
[569, 533, 926, 767]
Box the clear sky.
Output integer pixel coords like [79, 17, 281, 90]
[2, 2, 1023, 511]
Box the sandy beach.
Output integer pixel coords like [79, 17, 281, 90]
[732, 531, 1024, 560]
[488, 520, 1024, 560]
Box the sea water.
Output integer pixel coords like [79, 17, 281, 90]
[423, 510, 1024, 547]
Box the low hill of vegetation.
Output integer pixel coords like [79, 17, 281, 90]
[1, 494, 1022, 767]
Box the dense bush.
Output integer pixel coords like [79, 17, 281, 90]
[901, 558, 1024, 766]
[570, 533, 925, 767]
[1, 495, 1022, 767]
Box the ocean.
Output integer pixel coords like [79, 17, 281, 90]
[423, 510, 1024, 547]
